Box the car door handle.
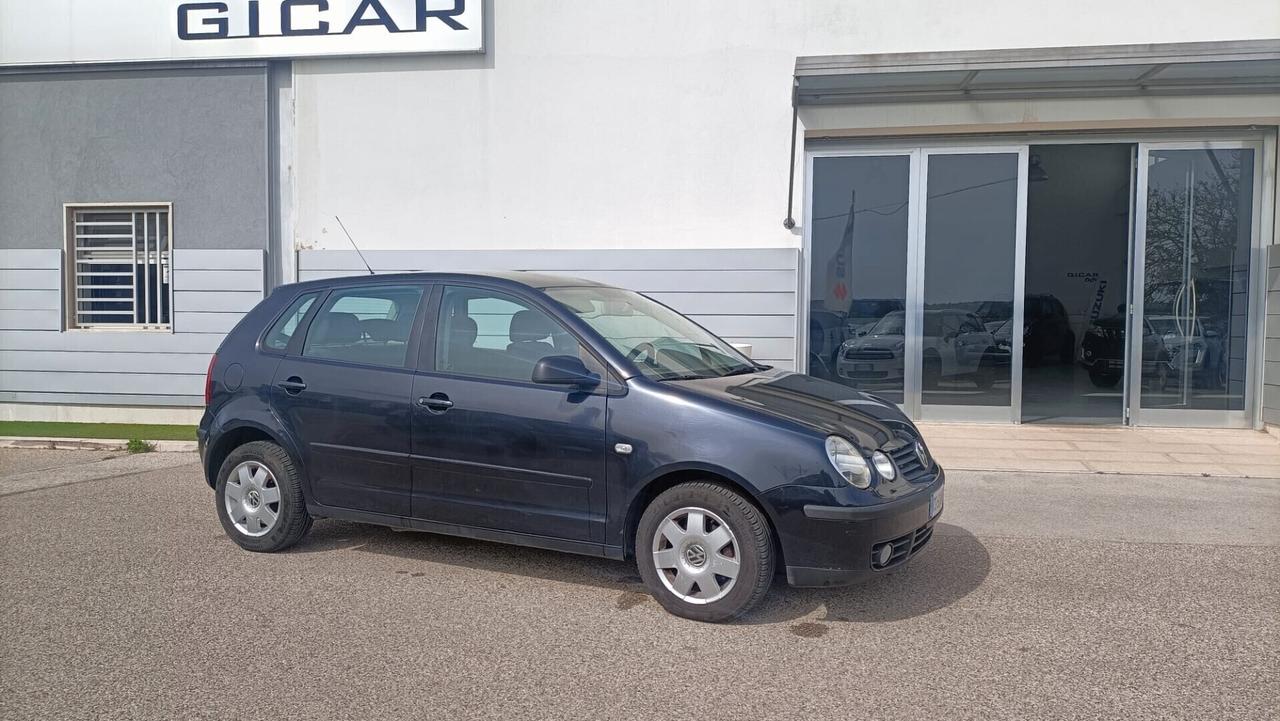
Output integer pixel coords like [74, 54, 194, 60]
[417, 395, 454, 411]
[278, 377, 307, 394]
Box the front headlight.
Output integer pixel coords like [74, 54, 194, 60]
[825, 436, 871, 489]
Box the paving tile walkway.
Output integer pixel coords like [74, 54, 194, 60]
[918, 423, 1280, 478]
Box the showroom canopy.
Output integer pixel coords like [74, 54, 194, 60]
[794, 40, 1280, 105]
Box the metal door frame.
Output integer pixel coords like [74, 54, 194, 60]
[915, 145, 1029, 423]
[801, 147, 922, 416]
[1127, 139, 1267, 428]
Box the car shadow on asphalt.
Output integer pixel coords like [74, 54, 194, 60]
[290, 520, 990, 626]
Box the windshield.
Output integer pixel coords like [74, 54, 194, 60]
[545, 286, 756, 381]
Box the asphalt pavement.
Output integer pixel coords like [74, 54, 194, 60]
[0, 449, 1276, 721]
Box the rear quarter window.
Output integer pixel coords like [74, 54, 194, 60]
[263, 292, 320, 352]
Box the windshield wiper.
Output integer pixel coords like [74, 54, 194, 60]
[720, 366, 760, 377]
[656, 373, 710, 382]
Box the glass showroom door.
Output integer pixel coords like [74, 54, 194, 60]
[916, 148, 1028, 422]
[807, 151, 917, 408]
[1129, 142, 1262, 427]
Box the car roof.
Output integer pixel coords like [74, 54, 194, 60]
[280, 270, 608, 294]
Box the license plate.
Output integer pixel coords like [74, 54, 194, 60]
[929, 487, 943, 518]
[854, 363, 873, 371]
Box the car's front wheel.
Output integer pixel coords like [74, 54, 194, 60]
[636, 482, 774, 622]
[215, 440, 312, 553]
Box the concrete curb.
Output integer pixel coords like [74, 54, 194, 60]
[0, 437, 197, 453]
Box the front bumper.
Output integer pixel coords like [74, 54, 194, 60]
[835, 356, 904, 385]
[771, 471, 945, 588]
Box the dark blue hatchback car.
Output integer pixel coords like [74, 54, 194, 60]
[199, 272, 943, 622]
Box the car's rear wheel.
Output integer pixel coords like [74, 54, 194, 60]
[636, 482, 773, 623]
[215, 440, 312, 553]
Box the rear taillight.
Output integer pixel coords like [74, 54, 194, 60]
[204, 354, 217, 406]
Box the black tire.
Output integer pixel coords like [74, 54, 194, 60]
[215, 440, 312, 553]
[635, 482, 774, 623]
[1089, 369, 1121, 388]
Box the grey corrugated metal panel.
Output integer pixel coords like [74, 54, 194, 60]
[0, 250, 60, 269]
[0, 390, 203, 407]
[0, 309, 60, 331]
[1269, 316, 1280, 338]
[1265, 361, 1280, 387]
[645, 292, 795, 316]
[1264, 407, 1280, 425]
[1270, 245, 1280, 269]
[172, 312, 243, 335]
[524, 269, 797, 293]
[172, 290, 263, 313]
[0, 269, 60, 290]
[769, 360, 796, 371]
[0, 370, 202, 395]
[0, 350, 210, 374]
[1265, 385, 1280, 412]
[172, 269, 267, 292]
[172, 249, 266, 274]
[1269, 264, 1280, 295]
[1269, 290, 1280, 316]
[690, 315, 796, 338]
[0, 330, 222, 353]
[0, 289, 59, 311]
[1267, 339, 1280, 359]
[298, 248, 800, 272]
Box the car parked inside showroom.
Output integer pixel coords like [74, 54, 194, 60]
[199, 273, 944, 622]
[836, 309, 999, 391]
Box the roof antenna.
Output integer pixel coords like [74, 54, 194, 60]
[334, 215, 375, 275]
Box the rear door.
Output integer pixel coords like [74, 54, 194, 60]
[408, 283, 608, 543]
[271, 282, 429, 517]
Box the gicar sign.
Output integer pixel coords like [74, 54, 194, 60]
[0, 0, 483, 66]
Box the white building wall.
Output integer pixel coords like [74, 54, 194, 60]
[291, 0, 1280, 254]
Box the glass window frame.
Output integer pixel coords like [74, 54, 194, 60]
[63, 202, 173, 332]
[424, 282, 612, 391]
[258, 290, 322, 356]
[294, 282, 429, 371]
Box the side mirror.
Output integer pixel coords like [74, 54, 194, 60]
[532, 355, 601, 389]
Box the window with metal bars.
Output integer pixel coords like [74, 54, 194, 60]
[65, 205, 172, 329]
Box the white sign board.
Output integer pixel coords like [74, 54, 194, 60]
[0, 0, 483, 66]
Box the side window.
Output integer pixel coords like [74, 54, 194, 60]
[435, 285, 594, 382]
[263, 292, 319, 352]
[302, 285, 424, 368]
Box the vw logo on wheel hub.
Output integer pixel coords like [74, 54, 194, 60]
[684, 544, 707, 568]
[245, 489, 261, 509]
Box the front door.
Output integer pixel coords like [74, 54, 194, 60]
[1129, 142, 1262, 427]
[410, 284, 608, 543]
[271, 283, 428, 516]
[916, 148, 1028, 422]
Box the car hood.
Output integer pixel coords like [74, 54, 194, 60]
[844, 333, 904, 350]
[667, 368, 917, 450]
